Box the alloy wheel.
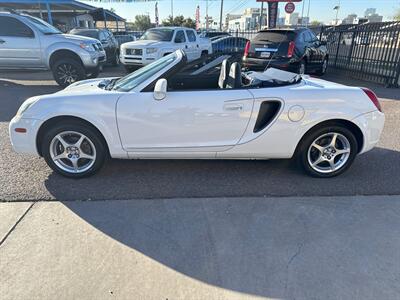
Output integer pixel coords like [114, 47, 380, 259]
[307, 132, 351, 174]
[57, 63, 79, 85]
[49, 131, 96, 174]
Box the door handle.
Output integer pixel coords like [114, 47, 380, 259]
[224, 104, 243, 111]
[0, 39, 5, 44]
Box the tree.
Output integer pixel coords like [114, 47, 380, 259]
[132, 15, 152, 31]
[161, 15, 196, 29]
[395, 9, 400, 21]
[310, 20, 322, 26]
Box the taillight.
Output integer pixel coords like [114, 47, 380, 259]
[362, 88, 382, 112]
[244, 41, 250, 57]
[287, 41, 295, 58]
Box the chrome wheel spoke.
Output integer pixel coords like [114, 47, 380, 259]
[312, 155, 325, 167]
[311, 143, 324, 153]
[80, 152, 95, 160]
[52, 152, 67, 161]
[328, 159, 336, 170]
[56, 134, 70, 149]
[70, 158, 79, 172]
[330, 133, 338, 147]
[336, 148, 350, 155]
[74, 135, 85, 148]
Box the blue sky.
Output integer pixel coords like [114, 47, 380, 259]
[82, 0, 400, 24]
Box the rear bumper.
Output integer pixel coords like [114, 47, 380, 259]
[242, 57, 299, 72]
[352, 110, 385, 154]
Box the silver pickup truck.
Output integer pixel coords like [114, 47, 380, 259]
[0, 11, 106, 87]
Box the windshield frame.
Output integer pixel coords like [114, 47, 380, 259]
[112, 50, 184, 92]
[22, 14, 62, 35]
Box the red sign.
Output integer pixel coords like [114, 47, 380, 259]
[285, 2, 295, 14]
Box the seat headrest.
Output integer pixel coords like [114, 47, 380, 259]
[226, 62, 241, 89]
[218, 58, 230, 89]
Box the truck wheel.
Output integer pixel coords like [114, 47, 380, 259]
[112, 51, 120, 66]
[52, 58, 86, 88]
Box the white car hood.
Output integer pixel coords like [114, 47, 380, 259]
[59, 77, 118, 94]
[122, 39, 170, 48]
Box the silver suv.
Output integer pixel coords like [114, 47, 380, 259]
[0, 11, 106, 87]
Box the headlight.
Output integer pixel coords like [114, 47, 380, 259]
[16, 97, 39, 116]
[80, 42, 95, 52]
[146, 48, 158, 54]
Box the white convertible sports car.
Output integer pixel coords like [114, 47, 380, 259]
[9, 50, 384, 178]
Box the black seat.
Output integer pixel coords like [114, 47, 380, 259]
[226, 62, 242, 89]
[218, 58, 230, 89]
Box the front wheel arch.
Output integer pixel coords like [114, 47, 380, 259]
[36, 116, 110, 157]
[293, 119, 364, 158]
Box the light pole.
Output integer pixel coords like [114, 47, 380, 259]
[306, 0, 311, 27]
[171, 0, 173, 19]
[219, 0, 224, 31]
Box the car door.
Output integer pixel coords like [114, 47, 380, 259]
[174, 30, 191, 60]
[117, 89, 254, 152]
[0, 15, 41, 68]
[185, 29, 199, 60]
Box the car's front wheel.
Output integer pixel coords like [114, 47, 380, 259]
[41, 121, 107, 178]
[297, 126, 358, 178]
[51, 58, 86, 87]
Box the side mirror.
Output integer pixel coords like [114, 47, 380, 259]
[153, 78, 167, 101]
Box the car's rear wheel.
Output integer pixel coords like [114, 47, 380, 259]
[41, 121, 107, 178]
[51, 58, 86, 87]
[297, 126, 358, 178]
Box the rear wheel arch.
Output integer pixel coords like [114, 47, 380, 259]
[36, 116, 109, 157]
[294, 119, 364, 157]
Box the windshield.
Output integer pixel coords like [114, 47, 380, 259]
[23, 15, 61, 34]
[140, 28, 174, 41]
[113, 52, 178, 92]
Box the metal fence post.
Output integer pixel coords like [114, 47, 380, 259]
[334, 31, 342, 68]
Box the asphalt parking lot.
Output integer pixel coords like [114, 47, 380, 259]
[0, 67, 399, 201]
[1, 67, 400, 300]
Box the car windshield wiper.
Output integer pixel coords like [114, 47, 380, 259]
[104, 78, 119, 90]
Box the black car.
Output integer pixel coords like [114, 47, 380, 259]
[70, 28, 120, 66]
[242, 28, 328, 75]
[212, 36, 249, 54]
[199, 31, 231, 39]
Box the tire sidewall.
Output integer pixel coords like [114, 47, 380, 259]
[298, 126, 358, 178]
[41, 122, 106, 178]
[51, 58, 86, 88]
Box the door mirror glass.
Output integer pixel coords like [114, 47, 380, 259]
[153, 78, 167, 100]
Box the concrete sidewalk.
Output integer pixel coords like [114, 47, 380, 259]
[1, 196, 400, 300]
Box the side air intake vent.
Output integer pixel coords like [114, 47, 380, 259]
[253, 101, 281, 133]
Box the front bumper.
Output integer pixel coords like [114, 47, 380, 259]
[9, 116, 42, 155]
[352, 110, 385, 154]
[120, 49, 159, 66]
[80, 50, 107, 68]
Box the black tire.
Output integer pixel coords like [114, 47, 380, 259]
[112, 51, 120, 66]
[316, 57, 328, 76]
[297, 59, 306, 75]
[41, 120, 107, 178]
[51, 58, 86, 88]
[124, 65, 138, 73]
[296, 125, 358, 178]
[87, 67, 100, 79]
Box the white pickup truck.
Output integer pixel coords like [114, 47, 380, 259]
[120, 27, 212, 71]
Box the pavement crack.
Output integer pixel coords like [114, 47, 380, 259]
[0, 202, 35, 248]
